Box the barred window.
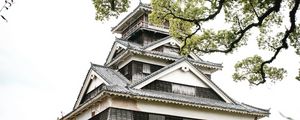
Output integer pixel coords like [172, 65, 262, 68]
[133, 111, 148, 120]
[143, 80, 172, 92]
[89, 109, 109, 120]
[172, 84, 196, 96]
[149, 114, 165, 120]
[142, 80, 224, 101]
[110, 108, 132, 120]
[143, 64, 151, 74]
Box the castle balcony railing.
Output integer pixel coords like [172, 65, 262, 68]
[122, 21, 169, 39]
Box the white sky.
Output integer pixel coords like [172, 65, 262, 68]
[0, 0, 300, 120]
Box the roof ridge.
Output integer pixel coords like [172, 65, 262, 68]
[104, 41, 118, 65]
[128, 48, 222, 68]
[188, 58, 223, 68]
[67, 87, 268, 119]
[115, 38, 142, 48]
[90, 62, 106, 68]
[182, 59, 237, 104]
[142, 36, 172, 49]
[109, 68, 131, 84]
[90, 66, 114, 85]
[241, 103, 270, 112]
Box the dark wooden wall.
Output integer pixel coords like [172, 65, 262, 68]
[143, 80, 224, 101]
[119, 61, 163, 82]
[89, 108, 201, 120]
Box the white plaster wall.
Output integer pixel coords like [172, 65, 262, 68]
[75, 97, 112, 120]
[136, 100, 255, 120]
[159, 69, 209, 88]
[73, 97, 256, 120]
[76, 109, 91, 120]
[110, 97, 139, 110]
[93, 97, 112, 115]
[86, 77, 104, 93]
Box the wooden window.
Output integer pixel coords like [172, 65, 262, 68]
[143, 80, 172, 92]
[133, 61, 143, 73]
[196, 87, 223, 100]
[89, 109, 109, 120]
[142, 80, 224, 101]
[144, 37, 152, 45]
[107, 108, 202, 120]
[172, 84, 196, 96]
[124, 65, 129, 75]
[133, 111, 148, 120]
[91, 111, 95, 117]
[110, 108, 132, 120]
[165, 116, 182, 120]
[183, 119, 196, 120]
[143, 64, 151, 74]
[132, 62, 144, 81]
[149, 114, 165, 120]
[150, 64, 163, 73]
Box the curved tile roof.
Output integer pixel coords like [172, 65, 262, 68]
[97, 85, 269, 116]
[91, 63, 130, 86]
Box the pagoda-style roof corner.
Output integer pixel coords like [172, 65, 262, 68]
[111, 3, 151, 34]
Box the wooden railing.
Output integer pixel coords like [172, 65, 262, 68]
[122, 21, 169, 39]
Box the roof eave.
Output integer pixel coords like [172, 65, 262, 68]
[62, 90, 269, 120]
[111, 4, 151, 33]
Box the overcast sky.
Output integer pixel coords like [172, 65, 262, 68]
[1, 0, 300, 120]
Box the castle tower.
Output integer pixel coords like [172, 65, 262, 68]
[61, 3, 269, 120]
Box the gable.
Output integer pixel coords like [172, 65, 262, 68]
[158, 69, 209, 88]
[133, 59, 235, 103]
[145, 37, 202, 61]
[105, 42, 127, 65]
[74, 69, 109, 109]
[86, 74, 104, 93]
[145, 37, 180, 51]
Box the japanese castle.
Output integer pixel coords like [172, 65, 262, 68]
[61, 3, 269, 120]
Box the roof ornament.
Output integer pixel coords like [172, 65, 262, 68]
[170, 41, 176, 46]
[181, 66, 189, 72]
[90, 74, 97, 80]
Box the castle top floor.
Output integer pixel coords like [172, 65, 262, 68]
[111, 3, 169, 40]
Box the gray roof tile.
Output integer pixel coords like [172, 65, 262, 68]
[114, 38, 222, 68]
[91, 63, 130, 86]
[115, 38, 143, 50]
[101, 85, 269, 115]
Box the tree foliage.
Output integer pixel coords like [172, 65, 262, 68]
[0, 0, 14, 22]
[93, 0, 300, 85]
[93, 0, 129, 21]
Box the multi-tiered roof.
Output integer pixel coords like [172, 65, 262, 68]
[61, 3, 269, 120]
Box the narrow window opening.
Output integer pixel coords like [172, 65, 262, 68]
[143, 64, 151, 74]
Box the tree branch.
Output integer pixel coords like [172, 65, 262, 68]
[249, 0, 260, 19]
[180, 23, 201, 51]
[165, 0, 224, 23]
[168, 0, 225, 51]
[255, 0, 299, 85]
[197, 0, 225, 22]
[0, 0, 14, 22]
[198, 0, 283, 54]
